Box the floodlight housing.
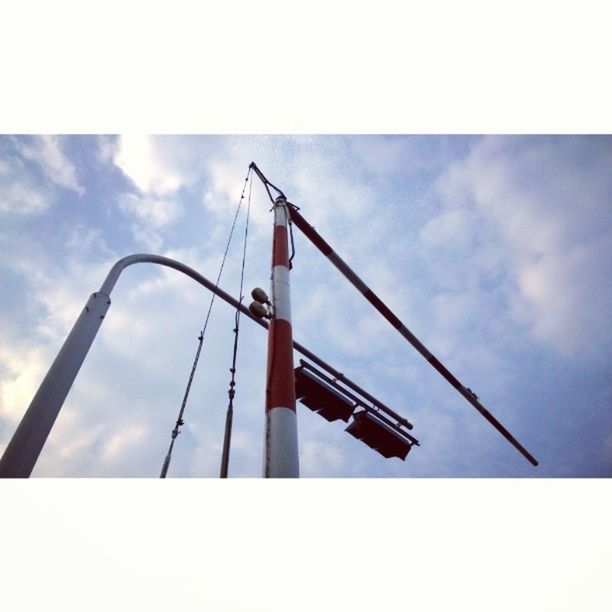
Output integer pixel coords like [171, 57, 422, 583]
[345, 410, 413, 460]
[248, 301, 269, 319]
[251, 287, 270, 304]
[295, 366, 355, 422]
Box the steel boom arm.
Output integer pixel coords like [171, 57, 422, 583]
[287, 205, 539, 466]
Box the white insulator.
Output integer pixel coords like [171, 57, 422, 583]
[251, 287, 270, 304]
[249, 301, 269, 319]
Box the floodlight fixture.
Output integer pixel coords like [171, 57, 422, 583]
[295, 360, 419, 461]
[251, 287, 270, 304]
[294, 366, 355, 422]
[248, 301, 270, 319]
[345, 410, 416, 460]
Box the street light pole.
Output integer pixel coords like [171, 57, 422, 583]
[0, 254, 257, 478]
[264, 196, 299, 477]
[0, 291, 111, 478]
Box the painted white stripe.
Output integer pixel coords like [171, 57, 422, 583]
[265, 407, 299, 477]
[274, 202, 289, 227]
[272, 264, 291, 324]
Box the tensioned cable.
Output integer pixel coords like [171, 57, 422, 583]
[249, 161, 296, 268]
[249, 161, 285, 201]
[219, 172, 253, 477]
[160, 167, 253, 478]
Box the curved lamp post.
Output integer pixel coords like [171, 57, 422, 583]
[0, 253, 408, 478]
[0, 254, 266, 478]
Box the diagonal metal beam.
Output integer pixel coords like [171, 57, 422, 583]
[286, 206, 539, 466]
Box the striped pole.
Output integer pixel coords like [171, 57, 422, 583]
[287, 205, 538, 467]
[264, 196, 299, 477]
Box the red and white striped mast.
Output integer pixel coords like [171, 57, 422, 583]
[264, 194, 299, 477]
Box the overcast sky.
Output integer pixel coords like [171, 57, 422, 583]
[1, 134, 610, 477]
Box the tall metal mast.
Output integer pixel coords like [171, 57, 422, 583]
[264, 195, 300, 477]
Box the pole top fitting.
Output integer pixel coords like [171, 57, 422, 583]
[274, 195, 287, 204]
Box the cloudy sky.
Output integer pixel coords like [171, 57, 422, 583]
[1, 134, 610, 477]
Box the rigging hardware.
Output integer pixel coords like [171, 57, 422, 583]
[160, 167, 253, 478]
[220, 165, 254, 478]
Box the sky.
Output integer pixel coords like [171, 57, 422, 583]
[1, 134, 610, 477]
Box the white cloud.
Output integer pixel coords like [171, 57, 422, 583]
[118, 192, 182, 228]
[47, 410, 105, 462]
[0, 345, 50, 423]
[117, 191, 183, 250]
[0, 154, 50, 214]
[199, 136, 380, 239]
[516, 232, 612, 353]
[96, 135, 117, 164]
[419, 209, 476, 251]
[432, 135, 612, 356]
[348, 135, 459, 179]
[113, 135, 184, 195]
[16, 135, 84, 195]
[64, 226, 117, 262]
[300, 437, 348, 476]
[101, 424, 150, 463]
[202, 149, 273, 232]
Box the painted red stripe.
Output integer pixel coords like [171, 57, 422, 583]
[272, 225, 289, 268]
[266, 318, 296, 411]
[428, 355, 462, 390]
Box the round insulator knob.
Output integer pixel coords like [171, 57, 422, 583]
[248, 301, 269, 319]
[251, 287, 270, 304]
